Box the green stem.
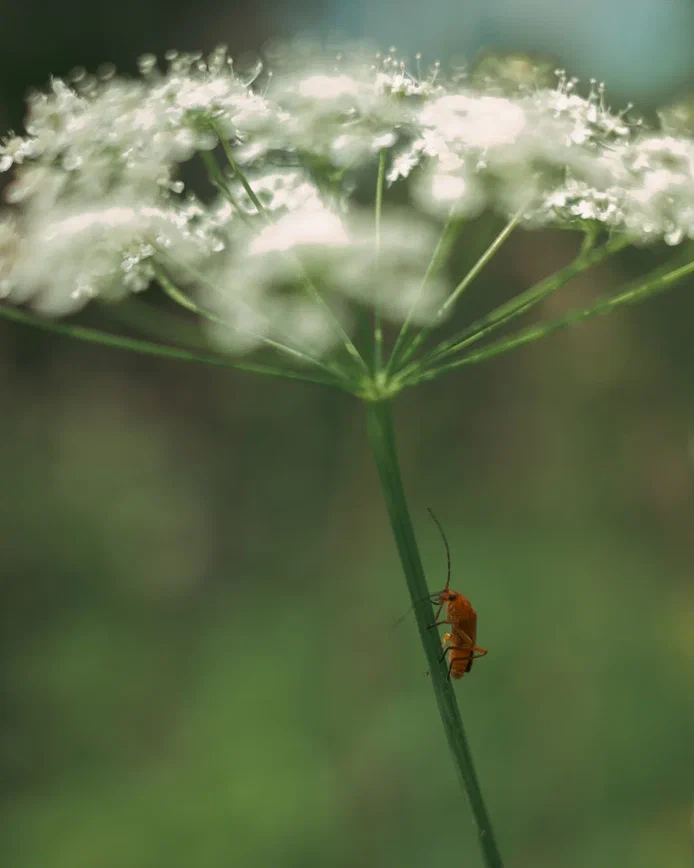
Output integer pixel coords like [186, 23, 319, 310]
[0, 303, 350, 390]
[211, 127, 368, 376]
[199, 151, 248, 220]
[154, 263, 227, 323]
[401, 235, 629, 381]
[386, 213, 464, 375]
[579, 223, 600, 257]
[438, 207, 525, 318]
[411, 257, 694, 383]
[398, 208, 524, 368]
[101, 296, 211, 349]
[373, 149, 387, 372]
[153, 259, 351, 382]
[213, 126, 268, 217]
[365, 400, 503, 868]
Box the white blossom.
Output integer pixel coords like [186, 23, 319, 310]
[226, 167, 324, 216]
[202, 202, 448, 354]
[620, 135, 694, 245]
[255, 47, 438, 169]
[2, 43, 694, 358]
[4, 194, 224, 315]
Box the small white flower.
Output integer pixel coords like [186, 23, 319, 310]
[250, 204, 350, 255]
[413, 163, 487, 218]
[202, 203, 450, 355]
[297, 73, 362, 101]
[619, 135, 694, 244]
[419, 94, 528, 152]
[257, 48, 436, 170]
[3, 40, 694, 361]
[537, 176, 624, 227]
[6, 194, 224, 315]
[227, 167, 324, 216]
[0, 135, 36, 172]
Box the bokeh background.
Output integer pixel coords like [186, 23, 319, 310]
[1, 1, 693, 866]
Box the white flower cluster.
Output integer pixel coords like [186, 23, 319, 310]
[0, 44, 692, 353]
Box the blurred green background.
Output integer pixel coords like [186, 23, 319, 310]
[1, 2, 693, 867]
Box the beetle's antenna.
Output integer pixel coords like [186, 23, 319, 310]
[392, 604, 415, 629]
[392, 592, 438, 629]
[393, 509, 450, 629]
[427, 507, 451, 592]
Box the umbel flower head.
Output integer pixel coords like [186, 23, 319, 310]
[1, 43, 694, 369]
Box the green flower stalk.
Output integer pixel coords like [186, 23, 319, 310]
[3, 42, 694, 868]
[366, 399, 503, 868]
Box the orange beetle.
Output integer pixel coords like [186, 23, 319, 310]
[427, 509, 488, 680]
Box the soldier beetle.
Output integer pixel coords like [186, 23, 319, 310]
[392, 510, 488, 680]
[426, 508, 488, 681]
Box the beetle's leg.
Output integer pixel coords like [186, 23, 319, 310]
[449, 629, 474, 647]
[427, 619, 452, 630]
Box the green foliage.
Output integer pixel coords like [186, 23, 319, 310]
[0, 332, 691, 866]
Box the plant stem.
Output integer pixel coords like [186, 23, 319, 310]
[210, 129, 368, 376]
[0, 303, 350, 390]
[199, 151, 248, 220]
[397, 207, 524, 368]
[212, 125, 269, 217]
[386, 212, 464, 375]
[152, 262, 348, 380]
[437, 207, 525, 319]
[416, 235, 630, 370]
[365, 399, 503, 868]
[373, 149, 387, 372]
[410, 256, 694, 383]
